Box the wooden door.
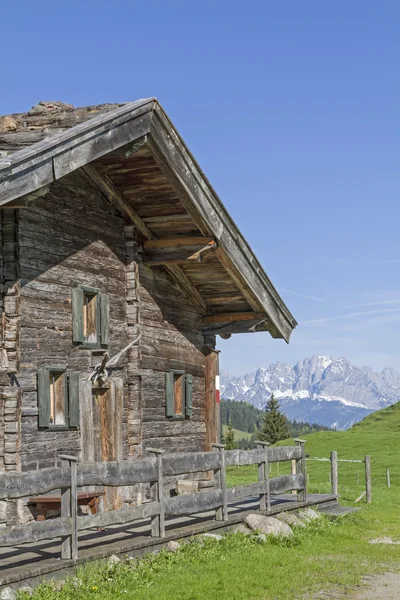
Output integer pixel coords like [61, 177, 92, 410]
[80, 377, 123, 510]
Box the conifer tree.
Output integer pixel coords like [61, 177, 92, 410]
[223, 422, 237, 450]
[258, 394, 290, 444]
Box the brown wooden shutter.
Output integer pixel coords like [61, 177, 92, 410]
[185, 374, 193, 418]
[99, 293, 110, 346]
[37, 368, 50, 428]
[68, 371, 80, 428]
[165, 371, 174, 417]
[72, 287, 84, 343]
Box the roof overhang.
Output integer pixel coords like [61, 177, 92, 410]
[0, 98, 297, 341]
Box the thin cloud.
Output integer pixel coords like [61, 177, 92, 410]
[281, 289, 324, 302]
[301, 307, 400, 326]
[346, 300, 400, 309]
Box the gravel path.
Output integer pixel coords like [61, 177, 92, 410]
[348, 572, 400, 599]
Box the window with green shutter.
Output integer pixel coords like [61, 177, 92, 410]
[71, 285, 109, 348]
[165, 370, 193, 420]
[37, 368, 80, 430]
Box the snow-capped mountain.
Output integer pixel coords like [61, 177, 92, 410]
[221, 356, 400, 430]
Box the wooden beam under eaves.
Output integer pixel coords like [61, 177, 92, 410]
[202, 312, 265, 325]
[143, 237, 215, 249]
[83, 163, 208, 315]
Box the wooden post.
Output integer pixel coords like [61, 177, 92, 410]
[212, 444, 228, 521]
[60, 454, 78, 560]
[148, 448, 165, 537]
[295, 439, 307, 503]
[365, 455, 372, 504]
[330, 451, 338, 496]
[386, 468, 391, 488]
[291, 459, 296, 495]
[204, 338, 220, 449]
[256, 441, 270, 511]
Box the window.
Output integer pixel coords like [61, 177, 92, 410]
[165, 370, 193, 420]
[72, 285, 109, 348]
[38, 367, 80, 430]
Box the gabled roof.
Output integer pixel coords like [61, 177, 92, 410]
[0, 99, 297, 341]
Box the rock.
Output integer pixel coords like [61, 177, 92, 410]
[245, 514, 293, 538]
[166, 540, 180, 552]
[28, 101, 74, 116]
[0, 117, 17, 132]
[256, 534, 267, 543]
[276, 512, 305, 527]
[176, 480, 199, 495]
[108, 554, 121, 566]
[18, 587, 33, 597]
[297, 508, 321, 523]
[200, 533, 223, 541]
[230, 523, 252, 536]
[0, 588, 17, 600]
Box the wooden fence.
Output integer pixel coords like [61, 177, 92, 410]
[0, 440, 307, 561]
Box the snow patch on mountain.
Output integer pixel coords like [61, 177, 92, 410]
[221, 356, 400, 430]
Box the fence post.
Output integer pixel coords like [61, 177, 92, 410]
[295, 439, 307, 503]
[365, 455, 372, 504]
[291, 459, 297, 495]
[386, 467, 391, 488]
[256, 441, 270, 511]
[330, 451, 338, 497]
[212, 444, 228, 521]
[148, 448, 165, 537]
[59, 454, 78, 560]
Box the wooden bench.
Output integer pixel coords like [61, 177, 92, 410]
[29, 491, 105, 521]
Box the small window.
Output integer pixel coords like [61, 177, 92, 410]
[72, 285, 109, 348]
[166, 370, 193, 420]
[38, 368, 80, 430]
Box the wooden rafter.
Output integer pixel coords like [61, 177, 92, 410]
[83, 163, 208, 315]
[202, 312, 265, 325]
[143, 237, 214, 249]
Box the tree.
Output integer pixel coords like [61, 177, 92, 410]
[258, 394, 290, 444]
[223, 423, 237, 450]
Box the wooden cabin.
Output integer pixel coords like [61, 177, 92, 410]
[0, 100, 297, 523]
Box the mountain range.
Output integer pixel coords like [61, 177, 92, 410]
[220, 356, 400, 430]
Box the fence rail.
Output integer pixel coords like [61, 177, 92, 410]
[0, 441, 307, 560]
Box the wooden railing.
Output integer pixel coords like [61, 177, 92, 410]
[0, 440, 307, 560]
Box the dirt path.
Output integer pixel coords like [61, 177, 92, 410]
[348, 572, 400, 599]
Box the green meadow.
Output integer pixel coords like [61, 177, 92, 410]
[22, 403, 400, 600]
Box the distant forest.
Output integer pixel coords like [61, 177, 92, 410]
[221, 399, 333, 448]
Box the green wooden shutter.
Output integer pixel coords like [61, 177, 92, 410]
[72, 287, 84, 343]
[165, 371, 174, 417]
[68, 371, 80, 428]
[37, 368, 50, 428]
[99, 293, 110, 346]
[185, 374, 193, 418]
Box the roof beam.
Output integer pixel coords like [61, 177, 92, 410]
[143, 243, 217, 266]
[143, 236, 215, 249]
[83, 162, 208, 315]
[202, 312, 265, 325]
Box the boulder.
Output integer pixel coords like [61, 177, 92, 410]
[230, 523, 252, 536]
[297, 508, 321, 523]
[245, 514, 293, 538]
[276, 512, 305, 527]
[166, 540, 180, 552]
[0, 588, 17, 600]
[108, 554, 121, 566]
[0, 117, 17, 132]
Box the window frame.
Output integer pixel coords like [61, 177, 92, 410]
[165, 370, 193, 420]
[72, 285, 109, 349]
[37, 367, 80, 431]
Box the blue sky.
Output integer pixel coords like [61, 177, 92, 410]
[2, 1, 400, 374]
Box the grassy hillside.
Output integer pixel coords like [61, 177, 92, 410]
[229, 401, 400, 497]
[222, 424, 252, 441]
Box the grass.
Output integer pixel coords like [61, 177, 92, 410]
[21, 402, 400, 600]
[222, 424, 253, 440]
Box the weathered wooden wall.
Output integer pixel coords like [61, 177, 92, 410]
[139, 263, 207, 454]
[16, 171, 127, 476]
